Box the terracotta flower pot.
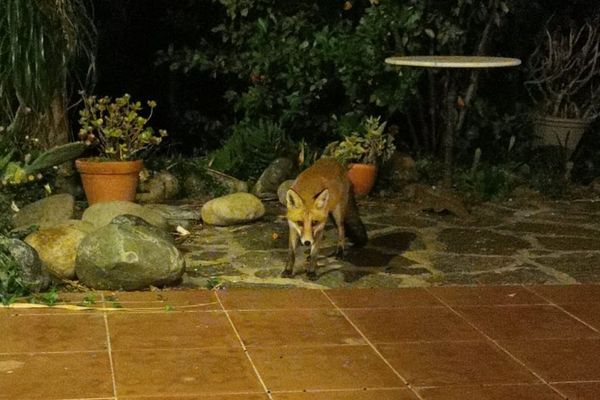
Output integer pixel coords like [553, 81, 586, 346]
[75, 159, 143, 205]
[347, 163, 377, 196]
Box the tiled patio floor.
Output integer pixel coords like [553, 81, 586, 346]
[2, 285, 600, 399]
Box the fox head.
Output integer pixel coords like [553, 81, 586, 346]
[286, 188, 329, 247]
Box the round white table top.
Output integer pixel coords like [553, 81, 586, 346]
[385, 55, 521, 68]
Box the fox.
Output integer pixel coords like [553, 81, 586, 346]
[283, 158, 368, 280]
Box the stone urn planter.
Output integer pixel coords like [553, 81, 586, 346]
[533, 115, 590, 157]
[76, 159, 144, 205]
[347, 163, 377, 196]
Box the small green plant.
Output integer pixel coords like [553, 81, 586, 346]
[78, 93, 168, 161]
[206, 277, 221, 290]
[80, 293, 97, 307]
[38, 288, 60, 306]
[0, 242, 31, 305]
[325, 116, 395, 165]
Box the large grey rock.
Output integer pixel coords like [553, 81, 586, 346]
[144, 204, 200, 229]
[82, 201, 168, 230]
[0, 237, 50, 292]
[136, 170, 180, 203]
[75, 217, 184, 290]
[278, 179, 295, 206]
[201, 193, 265, 226]
[184, 170, 248, 198]
[12, 194, 74, 229]
[24, 221, 94, 280]
[388, 152, 418, 188]
[253, 158, 296, 199]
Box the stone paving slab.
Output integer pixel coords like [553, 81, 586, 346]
[179, 197, 600, 289]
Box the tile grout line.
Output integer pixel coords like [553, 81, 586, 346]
[101, 292, 119, 400]
[521, 285, 600, 334]
[214, 291, 274, 400]
[319, 289, 426, 400]
[423, 287, 568, 400]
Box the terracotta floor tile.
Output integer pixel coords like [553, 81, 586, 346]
[229, 309, 364, 347]
[0, 313, 107, 353]
[418, 384, 562, 400]
[121, 395, 269, 399]
[326, 288, 442, 308]
[530, 284, 600, 304]
[552, 382, 600, 399]
[457, 305, 599, 340]
[500, 339, 600, 382]
[249, 345, 403, 391]
[218, 289, 332, 310]
[344, 308, 482, 343]
[561, 303, 600, 331]
[378, 341, 537, 387]
[108, 311, 239, 350]
[428, 285, 547, 306]
[103, 289, 220, 311]
[271, 389, 418, 399]
[113, 348, 263, 397]
[0, 352, 113, 399]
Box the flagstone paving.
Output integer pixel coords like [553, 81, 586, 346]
[179, 196, 600, 289]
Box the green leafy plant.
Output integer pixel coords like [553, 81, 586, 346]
[157, 1, 422, 148]
[78, 94, 168, 161]
[325, 116, 396, 165]
[1, 142, 87, 185]
[0, 0, 96, 148]
[0, 241, 31, 305]
[209, 119, 293, 179]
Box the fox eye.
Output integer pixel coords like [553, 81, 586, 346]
[311, 220, 320, 227]
[295, 220, 304, 225]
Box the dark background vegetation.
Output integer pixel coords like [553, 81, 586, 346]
[89, 0, 599, 183]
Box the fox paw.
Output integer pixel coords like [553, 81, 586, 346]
[306, 271, 318, 281]
[335, 247, 346, 260]
[280, 269, 293, 278]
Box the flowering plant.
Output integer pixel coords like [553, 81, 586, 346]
[324, 116, 395, 165]
[78, 93, 167, 161]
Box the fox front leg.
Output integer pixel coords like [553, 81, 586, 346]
[306, 230, 324, 281]
[282, 226, 298, 278]
[331, 204, 346, 260]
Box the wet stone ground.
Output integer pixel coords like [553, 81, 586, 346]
[177, 196, 600, 289]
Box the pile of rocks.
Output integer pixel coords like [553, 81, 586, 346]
[4, 157, 296, 292]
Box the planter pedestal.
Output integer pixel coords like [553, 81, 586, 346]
[76, 159, 143, 205]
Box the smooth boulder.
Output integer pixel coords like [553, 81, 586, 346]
[75, 216, 184, 290]
[12, 193, 74, 229]
[201, 193, 265, 226]
[253, 158, 296, 199]
[0, 237, 50, 292]
[82, 200, 168, 230]
[24, 221, 94, 280]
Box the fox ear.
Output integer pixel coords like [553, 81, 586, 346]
[286, 189, 303, 209]
[314, 189, 329, 210]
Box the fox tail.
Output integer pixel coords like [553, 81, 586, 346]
[344, 191, 368, 248]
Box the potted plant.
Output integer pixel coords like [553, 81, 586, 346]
[525, 18, 600, 155]
[325, 116, 395, 195]
[75, 94, 167, 204]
